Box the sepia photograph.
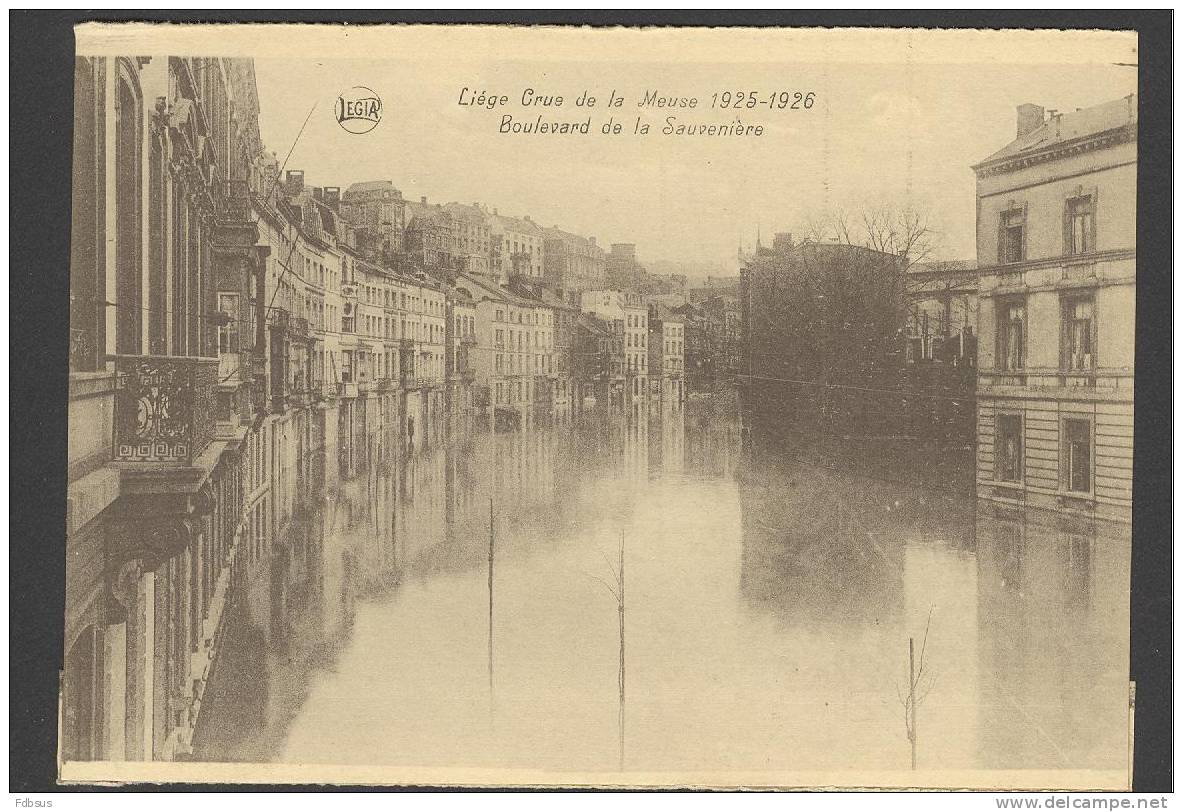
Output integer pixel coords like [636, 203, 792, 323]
[22, 16, 1166, 793]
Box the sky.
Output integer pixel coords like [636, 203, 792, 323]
[242, 27, 1137, 273]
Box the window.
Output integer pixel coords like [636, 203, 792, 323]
[114, 70, 143, 355]
[995, 414, 1022, 482]
[217, 293, 240, 354]
[1063, 418, 1092, 494]
[70, 58, 100, 371]
[999, 207, 1025, 264]
[1061, 297, 1094, 371]
[1065, 195, 1095, 255]
[996, 299, 1026, 371]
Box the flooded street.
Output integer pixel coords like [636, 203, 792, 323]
[194, 396, 1130, 780]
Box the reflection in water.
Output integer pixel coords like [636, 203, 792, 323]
[194, 395, 1129, 779]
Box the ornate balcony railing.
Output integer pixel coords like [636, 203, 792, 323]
[111, 354, 218, 465]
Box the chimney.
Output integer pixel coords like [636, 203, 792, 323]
[420, 196, 427, 205]
[285, 169, 305, 195]
[1016, 103, 1044, 138]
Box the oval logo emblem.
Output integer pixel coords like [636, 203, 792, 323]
[335, 86, 382, 134]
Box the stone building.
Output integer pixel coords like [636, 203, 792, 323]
[572, 313, 624, 409]
[338, 179, 406, 261]
[452, 272, 540, 430]
[490, 212, 545, 280]
[543, 227, 606, 292]
[445, 289, 478, 426]
[972, 95, 1136, 523]
[581, 289, 649, 403]
[647, 303, 686, 406]
[443, 202, 493, 277]
[65, 54, 268, 762]
[605, 242, 647, 290]
[403, 196, 457, 272]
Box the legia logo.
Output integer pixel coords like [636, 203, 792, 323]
[335, 86, 382, 134]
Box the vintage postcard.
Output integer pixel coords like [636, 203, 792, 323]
[61, 22, 1139, 789]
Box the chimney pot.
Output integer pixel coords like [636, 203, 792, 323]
[421, 196, 427, 205]
[1016, 103, 1045, 138]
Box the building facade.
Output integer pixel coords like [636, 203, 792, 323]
[66, 54, 268, 762]
[491, 213, 545, 280]
[972, 96, 1136, 523]
[339, 179, 406, 261]
[581, 289, 649, 403]
[544, 228, 606, 292]
[648, 303, 686, 406]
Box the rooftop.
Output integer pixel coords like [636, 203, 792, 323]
[977, 94, 1137, 169]
[345, 180, 400, 196]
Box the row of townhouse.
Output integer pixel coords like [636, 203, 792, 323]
[314, 177, 607, 291]
[62, 56, 471, 767]
[63, 53, 691, 765]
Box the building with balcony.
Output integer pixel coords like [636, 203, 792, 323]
[581, 289, 649, 403]
[512, 279, 578, 415]
[403, 196, 457, 273]
[338, 179, 405, 262]
[647, 303, 686, 406]
[453, 271, 539, 430]
[572, 313, 625, 410]
[443, 202, 493, 277]
[445, 289, 478, 424]
[490, 212, 545, 280]
[65, 54, 270, 764]
[972, 95, 1136, 523]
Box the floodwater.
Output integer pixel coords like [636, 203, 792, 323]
[195, 395, 1131, 783]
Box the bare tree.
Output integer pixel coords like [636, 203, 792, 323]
[896, 606, 937, 770]
[588, 534, 626, 771]
[800, 203, 936, 271]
